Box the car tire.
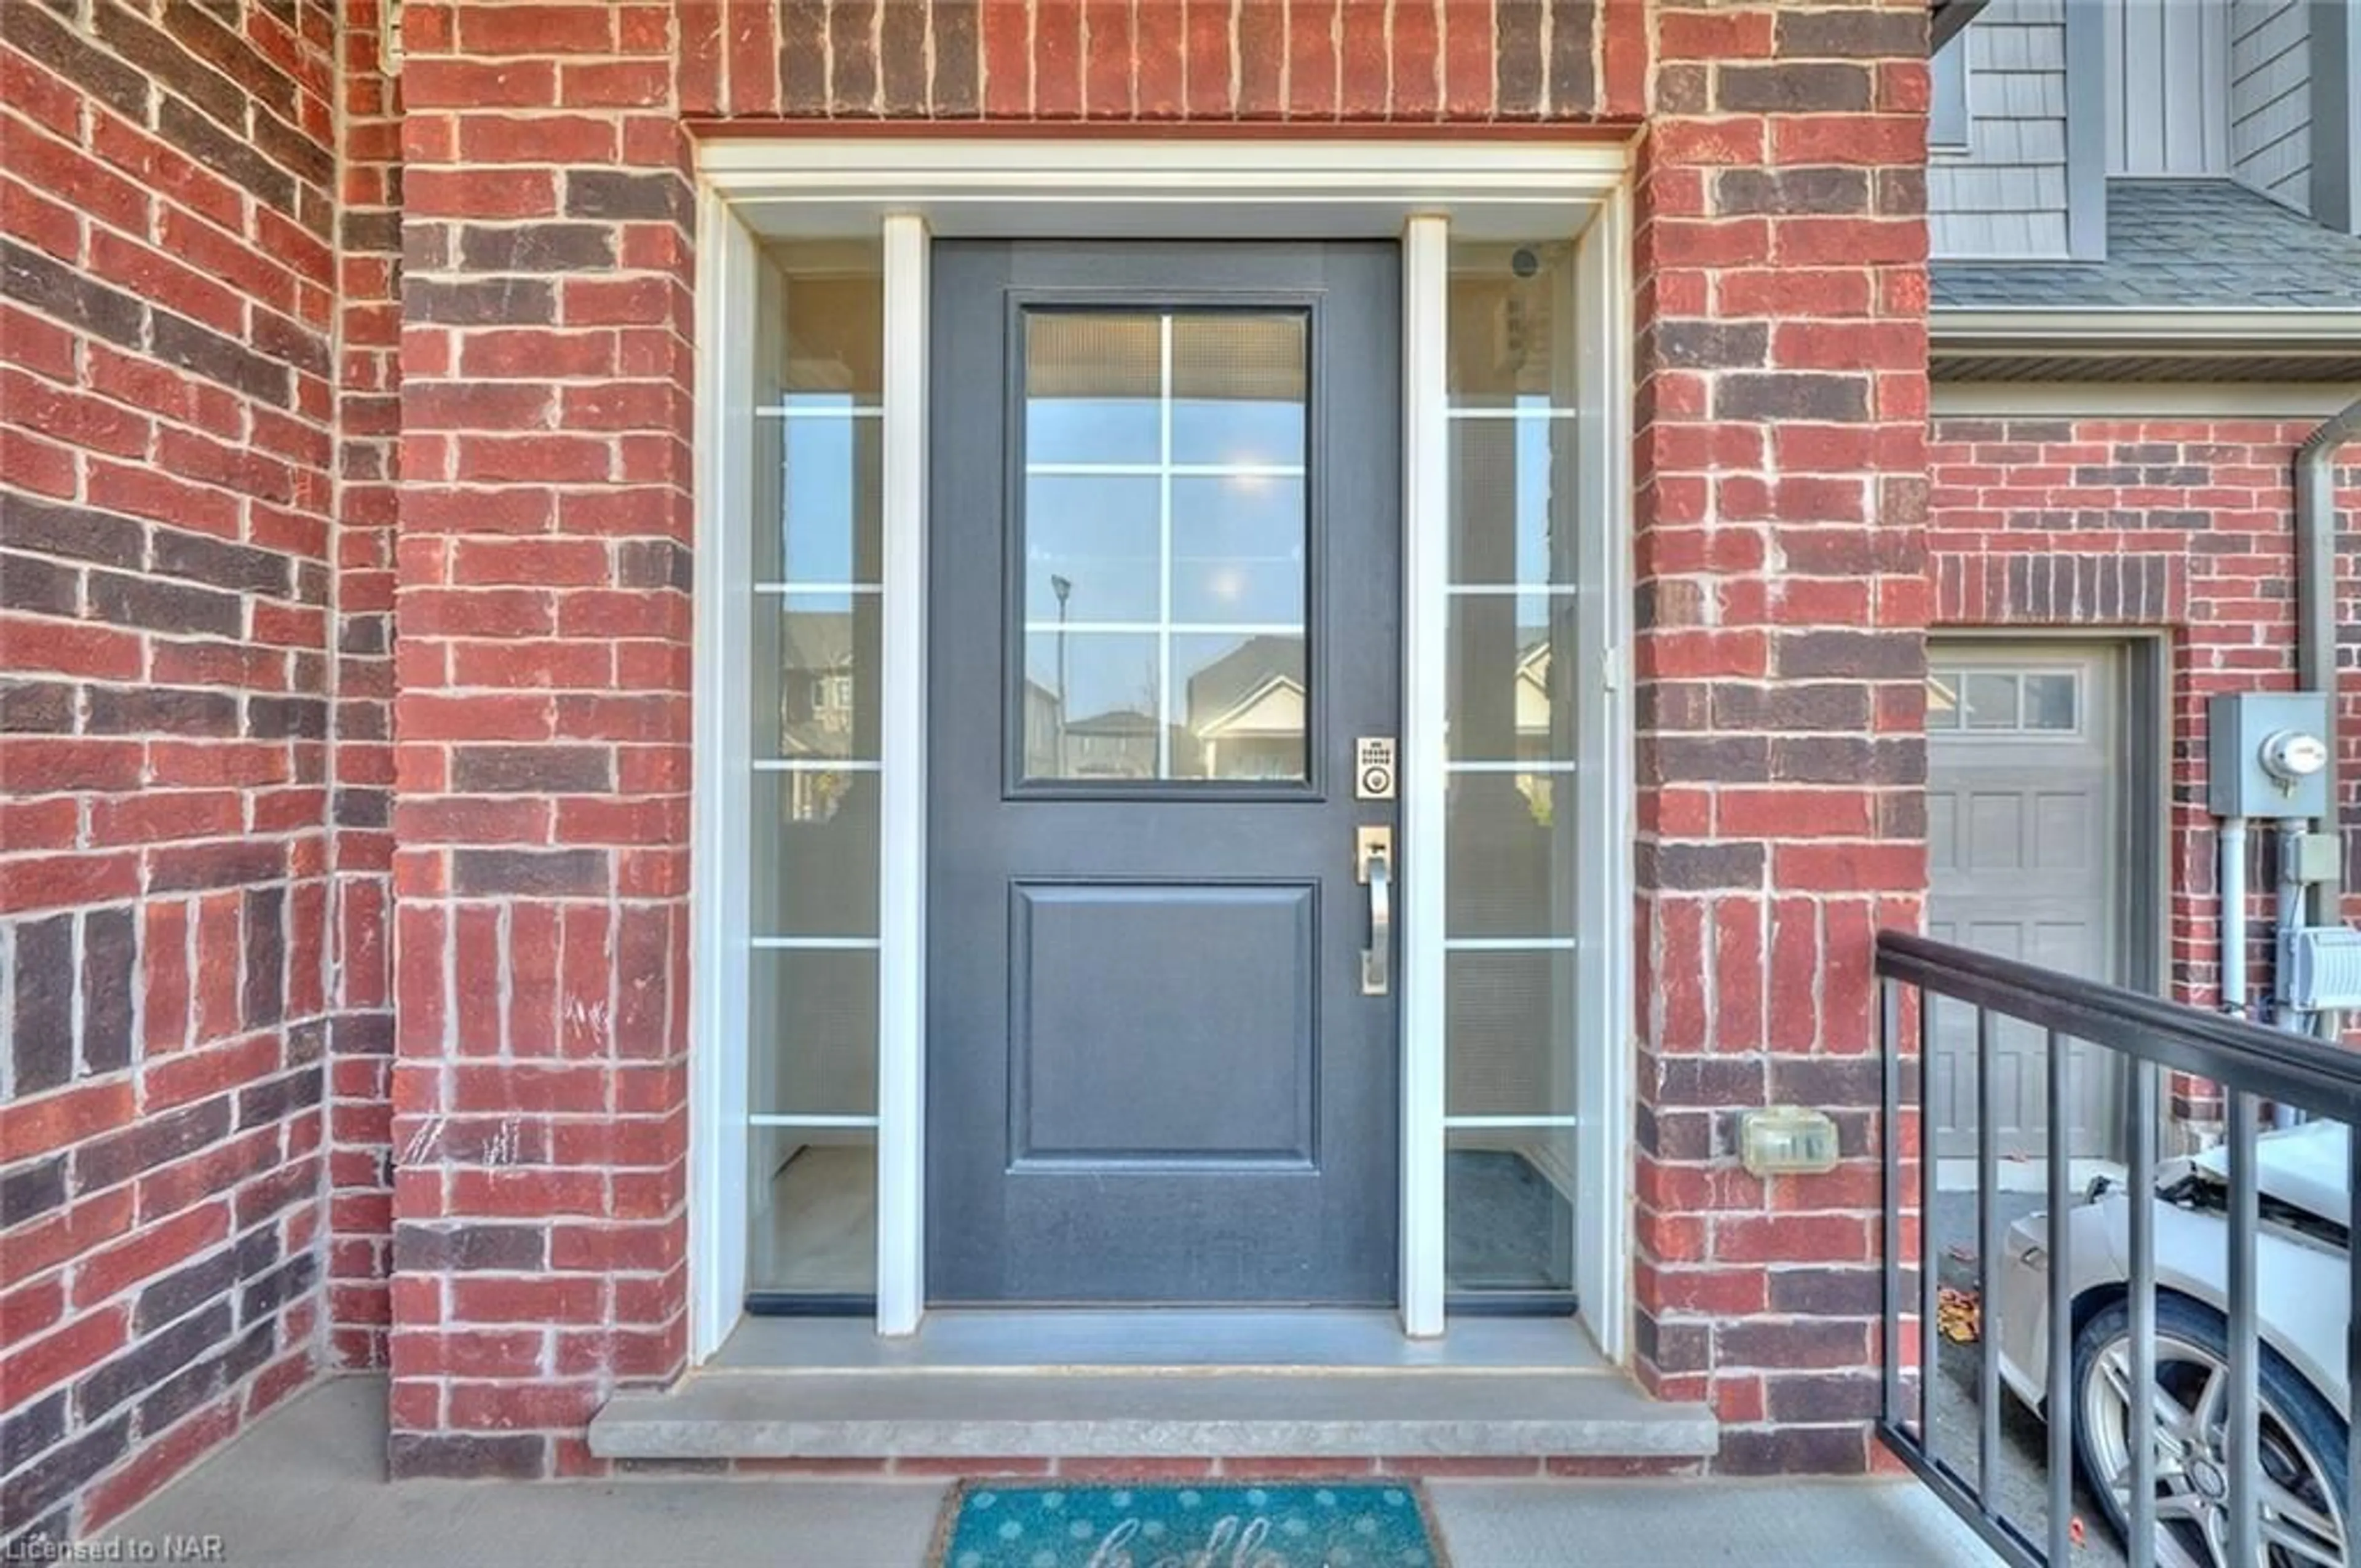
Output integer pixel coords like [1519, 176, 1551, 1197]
[2071, 1290, 2348, 1568]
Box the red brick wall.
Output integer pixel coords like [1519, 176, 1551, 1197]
[705, 0, 1609, 120]
[376, 0, 1634, 1486]
[1626, 1, 1931, 1473]
[0, 0, 339, 1541]
[326, 0, 401, 1375]
[4, 0, 1952, 1508]
[1929, 414, 2361, 1066]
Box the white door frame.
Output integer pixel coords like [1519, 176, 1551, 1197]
[689, 138, 1635, 1360]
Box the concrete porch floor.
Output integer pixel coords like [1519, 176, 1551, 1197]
[111, 1377, 2003, 1567]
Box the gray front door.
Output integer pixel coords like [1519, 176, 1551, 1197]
[926, 242, 1402, 1305]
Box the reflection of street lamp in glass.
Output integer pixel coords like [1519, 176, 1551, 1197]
[1051, 574, 1073, 777]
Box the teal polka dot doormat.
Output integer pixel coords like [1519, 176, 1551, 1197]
[928, 1479, 1449, 1568]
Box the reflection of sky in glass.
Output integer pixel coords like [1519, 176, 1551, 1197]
[1021, 402, 1310, 628]
[1026, 397, 1307, 470]
[1512, 401, 1559, 585]
[781, 417, 862, 584]
[1171, 477, 1303, 624]
[1171, 398, 1303, 467]
[1027, 399, 1159, 465]
[1027, 632, 1158, 721]
[1025, 475, 1160, 622]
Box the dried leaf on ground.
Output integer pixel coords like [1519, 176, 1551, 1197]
[1937, 1285, 1980, 1344]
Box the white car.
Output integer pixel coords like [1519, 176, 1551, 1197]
[1995, 1120, 2351, 1568]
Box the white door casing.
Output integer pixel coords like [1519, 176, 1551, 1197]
[689, 139, 1635, 1362]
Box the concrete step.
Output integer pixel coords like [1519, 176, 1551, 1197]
[707, 1310, 1615, 1374]
[587, 1368, 1719, 1462]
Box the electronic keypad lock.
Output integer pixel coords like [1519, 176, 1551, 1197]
[1355, 737, 1396, 801]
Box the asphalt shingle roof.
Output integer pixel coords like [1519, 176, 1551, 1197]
[1931, 178, 2361, 311]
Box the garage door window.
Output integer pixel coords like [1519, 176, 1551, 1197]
[1927, 668, 2079, 735]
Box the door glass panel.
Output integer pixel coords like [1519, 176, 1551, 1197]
[1447, 1125, 1575, 1293]
[757, 261, 884, 584]
[1447, 592, 1573, 764]
[1175, 632, 1307, 781]
[1445, 950, 1576, 1118]
[1019, 308, 1310, 783]
[753, 773, 880, 938]
[1025, 312, 1162, 465]
[1448, 410, 1575, 586]
[1025, 474, 1163, 624]
[2023, 671, 2079, 732]
[1964, 671, 2020, 729]
[749, 1127, 877, 1296]
[1926, 668, 1961, 729]
[1170, 475, 1306, 625]
[762, 414, 884, 585]
[1444, 772, 1571, 938]
[1169, 314, 1308, 467]
[1023, 631, 1162, 781]
[1447, 240, 1573, 410]
[783, 270, 883, 406]
[751, 950, 879, 1117]
[759, 598, 881, 761]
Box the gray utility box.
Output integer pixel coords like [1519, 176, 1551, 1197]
[2207, 692, 2333, 819]
[2286, 927, 2361, 1012]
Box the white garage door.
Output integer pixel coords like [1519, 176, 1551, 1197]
[1926, 644, 2127, 1161]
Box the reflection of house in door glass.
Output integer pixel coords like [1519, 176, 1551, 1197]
[780, 608, 857, 818]
[1185, 634, 1306, 780]
[1019, 309, 1311, 782]
[1513, 635, 1557, 820]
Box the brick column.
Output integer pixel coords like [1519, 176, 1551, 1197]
[1628, 2, 1932, 1472]
[327, 0, 404, 1374]
[387, 0, 695, 1478]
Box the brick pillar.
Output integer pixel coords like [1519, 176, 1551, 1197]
[1628, 2, 1932, 1473]
[387, 0, 695, 1479]
[328, 0, 404, 1374]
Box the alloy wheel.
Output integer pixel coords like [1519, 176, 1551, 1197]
[2079, 1330, 2345, 1568]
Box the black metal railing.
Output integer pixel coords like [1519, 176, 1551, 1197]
[1878, 929, 2361, 1568]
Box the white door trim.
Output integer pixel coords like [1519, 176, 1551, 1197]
[875, 214, 931, 1334]
[1398, 215, 1450, 1339]
[701, 138, 1630, 240]
[1572, 184, 1635, 1364]
[688, 137, 1636, 1364]
[689, 188, 756, 1358]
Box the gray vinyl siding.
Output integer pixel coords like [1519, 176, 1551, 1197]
[1928, 0, 2073, 258]
[2109, 0, 2234, 174]
[2230, 0, 2314, 211]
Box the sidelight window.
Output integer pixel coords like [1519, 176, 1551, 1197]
[1441, 240, 1580, 1304]
[746, 244, 884, 1305]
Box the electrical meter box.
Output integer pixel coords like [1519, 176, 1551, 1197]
[2207, 692, 2333, 818]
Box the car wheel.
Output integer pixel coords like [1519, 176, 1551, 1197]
[2073, 1291, 2348, 1568]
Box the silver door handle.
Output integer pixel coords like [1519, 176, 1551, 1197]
[1360, 833, 1392, 997]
